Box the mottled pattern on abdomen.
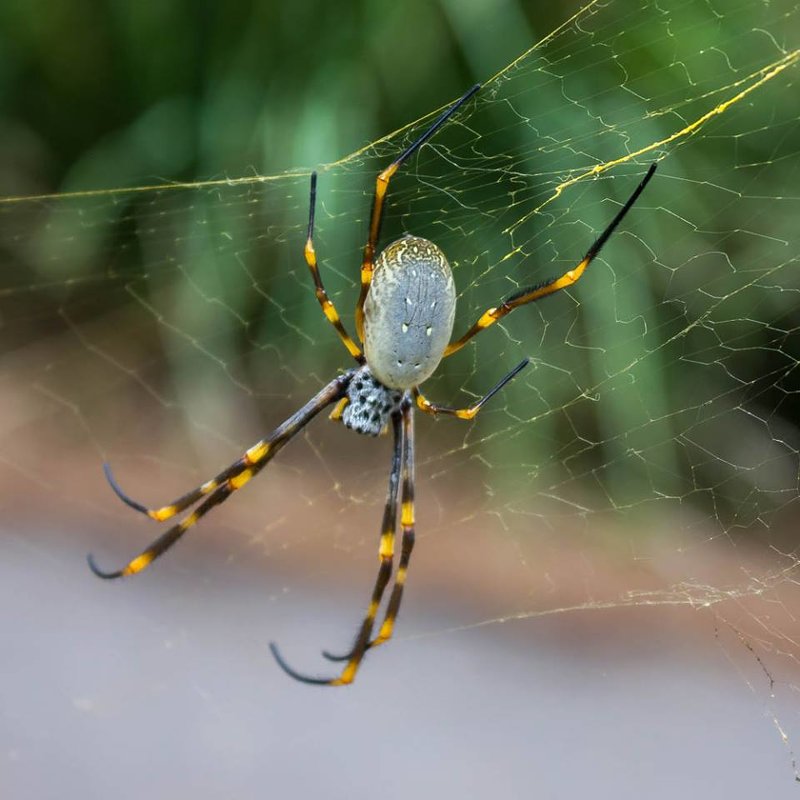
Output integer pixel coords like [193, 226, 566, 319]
[363, 236, 456, 390]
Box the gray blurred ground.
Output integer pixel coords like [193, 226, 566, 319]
[1, 518, 797, 800]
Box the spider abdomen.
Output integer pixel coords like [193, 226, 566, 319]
[363, 236, 456, 390]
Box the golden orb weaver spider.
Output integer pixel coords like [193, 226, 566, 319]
[88, 84, 657, 686]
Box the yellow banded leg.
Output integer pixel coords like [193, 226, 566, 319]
[328, 397, 349, 423]
[415, 358, 530, 420]
[304, 172, 363, 361]
[90, 373, 352, 579]
[444, 163, 657, 358]
[89, 480, 236, 579]
[354, 162, 397, 342]
[103, 436, 279, 525]
[369, 399, 416, 650]
[320, 412, 406, 664]
[354, 84, 481, 343]
[319, 519, 396, 667]
[104, 462, 229, 523]
[270, 410, 405, 685]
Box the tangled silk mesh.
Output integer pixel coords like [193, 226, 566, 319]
[2, 0, 800, 770]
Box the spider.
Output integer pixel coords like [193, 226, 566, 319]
[88, 84, 657, 686]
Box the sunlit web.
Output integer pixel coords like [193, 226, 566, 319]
[1, 0, 800, 775]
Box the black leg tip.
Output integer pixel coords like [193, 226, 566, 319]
[269, 642, 336, 686]
[86, 553, 123, 580]
[639, 162, 658, 188]
[103, 462, 149, 516]
[320, 648, 350, 663]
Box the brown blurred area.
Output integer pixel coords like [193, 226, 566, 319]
[3, 312, 800, 798]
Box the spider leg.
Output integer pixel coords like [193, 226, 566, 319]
[304, 172, 364, 361]
[415, 357, 530, 419]
[367, 400, 415, 650]
[323, 362, 520, 665]
[444, 163, 657, 357]
[328, 396, 349, 423]
[88, 373, 352, 579]
[270, 400, 408, 686]
[103, 458, 254, 524]
[88, 476, 250, 579]
[322, 398, 416, 662]
[354, 84, 481, 342]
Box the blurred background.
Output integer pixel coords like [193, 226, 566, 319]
[1, 0, 800, 797]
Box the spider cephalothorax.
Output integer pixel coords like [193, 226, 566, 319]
[341, 366, 403, 436]
[89, 83, 656, 686]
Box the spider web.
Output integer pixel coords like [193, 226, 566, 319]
[2, 0, 800, 793]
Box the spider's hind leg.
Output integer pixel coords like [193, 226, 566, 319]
[90, 373, 352, 580]
[270, 394, 414, 686]
[322, 398, 417, 664]
[103, 461, 233, 523]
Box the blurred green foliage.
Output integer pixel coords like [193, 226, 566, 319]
[0, 0, 565, 195]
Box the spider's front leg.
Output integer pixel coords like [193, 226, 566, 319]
[354, 84, 481, 341]
[443, 163, 657, 357]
